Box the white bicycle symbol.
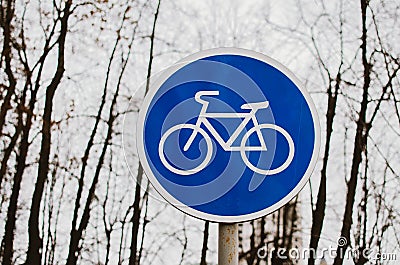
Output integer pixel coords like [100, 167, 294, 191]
[159, 91, 295, 175]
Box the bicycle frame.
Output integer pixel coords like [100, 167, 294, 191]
[183, 101, 267, 152]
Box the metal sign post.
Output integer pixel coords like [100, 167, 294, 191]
[218, 223, 238, 265]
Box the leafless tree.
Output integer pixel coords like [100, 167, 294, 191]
[1, 1, 398, 265]
[334, 1, 399, 264]
[128, 1, 161, 265]
[200, 221, 210, 265]
[26, 1, 73, 264]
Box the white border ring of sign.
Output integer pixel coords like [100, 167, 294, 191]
[136, 47, 321, 223]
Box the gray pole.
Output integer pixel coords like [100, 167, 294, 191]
[218, 223, 238, 265]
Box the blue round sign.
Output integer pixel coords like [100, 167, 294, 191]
[137, 48, 320, 222]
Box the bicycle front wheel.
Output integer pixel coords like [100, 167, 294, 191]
[240, 124, 295, 175]
[158, 124, 213, 175]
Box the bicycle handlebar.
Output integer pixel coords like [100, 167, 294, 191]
[195, 91, 219, 104]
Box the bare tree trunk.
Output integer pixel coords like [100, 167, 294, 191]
[0, 4, 38, 258]
[248, 221, 258, 265]
[25, 2, 72, 264]
[102, 156, 114, 265]
[65, 3, 141, 264]
[0, 0, 16, 136]
[129, 1, 161, 264]
[281, 205, 289, 248]
[178, 217, 188, 265]
[129, 164, 143, 265]
[0, 0, 21, 194]
[0, 120, 21, 189]
[2, 113, 29, 265]
[137, 185, 150, 265]
[43, 156, 59, 265]
[254, 217, 266, 265]
[69, 9, 122, 238]
[200, 221, 210, 265]
[354, 150, 369, 265]
[287, 197, 298, 250]
[308, 75, 340, 265]
[333, 1, 370, 264]
[0, 0, 58, 197]
[2, 56, 41, 265]
[307, 4, 347, 261]
[130, 165, 153, 265]
[65, 35, 132, 264]
[67, 22, 116, 265]
[66, 77, 118, 265]
[1, 50, 51, 265]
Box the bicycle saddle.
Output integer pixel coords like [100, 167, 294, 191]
[241, 101, 269, 110]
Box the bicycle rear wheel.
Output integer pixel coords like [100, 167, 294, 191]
[240, 124, 294, 175]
